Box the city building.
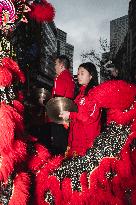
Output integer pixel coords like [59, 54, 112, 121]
[112, 34, 129, 81]
[57, 28, 67, 55]
[112, 1, 136, 83]
[39, 21, 57, 90]
[128, 0, 136, 82]
[110, 15, 128, 58]
[57, 28, 74, 74]
[65, 43, 74, 73]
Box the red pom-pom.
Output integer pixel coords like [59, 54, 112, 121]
[29, 0, 55, 22]
[13, 100, 24, 115]
[0, 64, 12, 87]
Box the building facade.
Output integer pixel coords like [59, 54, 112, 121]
[112, 1, 136, 83]
[39, 22, 57, 90]
[57, 28, 67, 55]
[65, 43, 74, 73]
[57, 28, 74, 74]
[110, 15, 128, 58]
[112, 34, 129, 81]
[128, 0, 136, 81]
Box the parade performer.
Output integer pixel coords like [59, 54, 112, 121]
[47, 55, 75, 155]
[52, 55, 75, 99]
[32, 79, 136, 205]
[60, 62, 101, 156]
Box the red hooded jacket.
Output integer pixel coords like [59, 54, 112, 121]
[68, 85, 101, 156]
[52, 69, 75, 99]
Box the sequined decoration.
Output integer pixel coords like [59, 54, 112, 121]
[0, 84, 16, 104]
[52, 122, 131, 193]
[45, 190, 55, 205]
[0, 175, 13, 205]
[0, 0, 15, 26]
[6, 84, 16, 101]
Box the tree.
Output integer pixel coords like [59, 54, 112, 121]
[81, 37, 111, 82]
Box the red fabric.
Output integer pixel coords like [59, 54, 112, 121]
[91, 80, 136, 111]
[68, 86, 101, 156]
[52, 69, 75, 99]
[107, 102, 136, 125]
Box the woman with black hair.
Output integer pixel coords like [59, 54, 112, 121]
[60, 62, 101, 156]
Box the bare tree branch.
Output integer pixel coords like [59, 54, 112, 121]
[81, 37, 110, 81]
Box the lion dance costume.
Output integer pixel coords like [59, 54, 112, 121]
[0, 0, 55, 203]
[0, 57, 31, 205]
[1, 1, 136, 204]
[30, 80, 136, 205]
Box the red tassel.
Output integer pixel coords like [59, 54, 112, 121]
[80, 172, 89, 192]
[8, 172, 30, 205]
[28, 143, 51, 172]
[0, 64, 12, 87]
[61, 178, 72, 204]
[46, 176, 62, 205]
[2, 57, 25, 84]
[0, 103, 15, 152]
[131, 189, 136, 205]
[13, 100, 24, 115]
[17, 90, 25, 102]
[0, 150, 14, 182]
[0, 140, 27, 182]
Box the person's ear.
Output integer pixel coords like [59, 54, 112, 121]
[61, 64, 64, 70]
[90, 75, 92, 80]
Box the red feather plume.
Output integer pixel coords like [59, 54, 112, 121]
[2, 57, 25, 84]
[8, 172, 30, 205]
[29, 0, 55, 22]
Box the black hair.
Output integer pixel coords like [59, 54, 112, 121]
[78, 62, 98, 96]
[56, 55, 70, 70]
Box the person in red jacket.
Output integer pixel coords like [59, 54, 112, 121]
[52, 55, 75, 98]
[60, 62, 101, 156]
[49, 55, 75, 155]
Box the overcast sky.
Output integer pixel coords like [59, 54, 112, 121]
[49, 0, 129, 74]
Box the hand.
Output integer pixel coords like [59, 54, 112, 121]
[65, 146, 70, 158]
[59, 111, 70, 121]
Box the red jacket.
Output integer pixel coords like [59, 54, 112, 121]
[52, 69, 75, 99]
[68, 85, 101, 156]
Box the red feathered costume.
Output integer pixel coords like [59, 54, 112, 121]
[0, 57, 30, 205]
[31, 80, 136, 205]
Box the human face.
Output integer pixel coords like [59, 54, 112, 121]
[54, 59, 63, 75]
[111, 68, 118, 77]
[77, 67, 92, 85]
